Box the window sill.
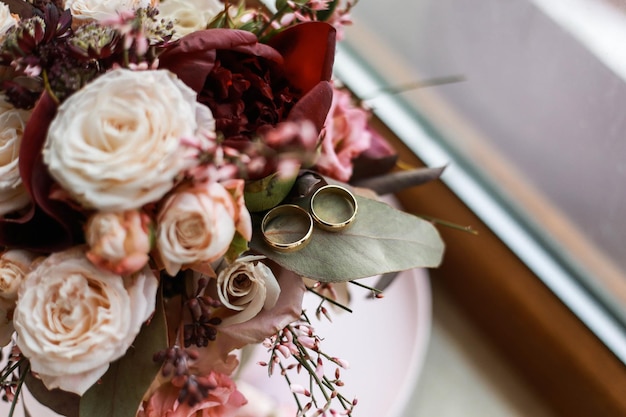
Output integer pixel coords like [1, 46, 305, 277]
[384, 124, 626, 417]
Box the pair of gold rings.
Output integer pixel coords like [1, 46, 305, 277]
[261, 185, 358, 252]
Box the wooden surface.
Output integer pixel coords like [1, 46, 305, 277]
[381, 121, 626, 417]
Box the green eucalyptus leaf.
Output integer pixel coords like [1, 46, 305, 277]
[225, 231, 249, 263]
[24, 372, 80, 417]
[352, 166, 447, 195]
[244, 171, 299, 212]
[249, 196, 444, 281]
[79, 291, 168, 417]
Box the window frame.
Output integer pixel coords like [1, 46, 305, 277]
[334, 44, 626, 364]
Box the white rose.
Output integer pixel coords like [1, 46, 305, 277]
[156, 182, 239, 276]
[43, 69, 215, 211]
[13, 247, 158, 395]
[0, 249, 37, 304]
[0, 3, 17, 39]
[0, 98, 31, 216]
[158, 0, 223, 40]
[65, 0, 156, 24]
[216, 255, 280, 326]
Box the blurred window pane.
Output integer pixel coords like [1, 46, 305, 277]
[345, 0, 626, 327]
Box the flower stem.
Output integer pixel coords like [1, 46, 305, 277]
[0, 359, 24, 383]
[8, 362, 28, 417]
[255, 3, 290, 37]
[306, 287, 352, 313]
[279, 361, 303, 411]
[349, 280, 383, 294]
[42, 71, 60, 105]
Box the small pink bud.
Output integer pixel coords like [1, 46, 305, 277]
[315, 357, 324, 378]
[290, 384, 311, 396]
[332, 357, 350, 369]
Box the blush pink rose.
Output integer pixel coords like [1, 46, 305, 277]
[215, 267, 305, 356]
[156, 181, 252, 276]
[85, 210, 152, 275]
[315, 86, 372, 182]
[139, 372, 246, 417]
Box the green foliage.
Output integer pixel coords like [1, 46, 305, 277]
[79, 291, 168, 417]
[316, 0, 340, 21]
[25, 373, 80, 417]
[225, 231, 250, 263]
[250, 195, 445, 281]
[244, 170, 299, 212]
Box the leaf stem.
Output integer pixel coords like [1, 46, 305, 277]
[361, 75, 465, 102]
[306, 287, 353, 313]
[417, 214, 478, 235]
[349, 280, 383, 294]
[278, 361, 303, 411]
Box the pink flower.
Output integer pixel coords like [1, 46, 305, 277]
[156, 181, 251, 276]
[221, 179, 252, 242]
[315, 87, 371, 182]
[85, 210, 152, 275]
[215, 267, 305, 354]
[215, 255, 280, 326]
[139, 372, 246, 417]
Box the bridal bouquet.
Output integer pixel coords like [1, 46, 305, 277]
[0, 0, 444, 416]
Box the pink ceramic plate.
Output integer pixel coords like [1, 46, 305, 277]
[237, 267, 432, 417]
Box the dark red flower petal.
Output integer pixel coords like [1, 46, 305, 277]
[287, 81, 333, 134]
[158, 29, 275, 93]
[268, 22, 336, 94]
[350, 128, 399, 181]
[0, 92, 84, 252]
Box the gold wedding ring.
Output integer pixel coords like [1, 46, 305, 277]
[262, 204, 313, 252]
[310, 185, 358, 232]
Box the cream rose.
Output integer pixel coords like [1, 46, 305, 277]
[13, 248, 158, 395]
[0, 250, 37, 347]
[158, 0, 223, 40]
[0, 98, 31, 216]
[43, 69, 215, 211]
[0, 3, 17, 39]
[0, 250, 37, 304]
[65, 0, 156, 24]
[215, 255, 280, 326]
[85, 210, 152, 275]
[156, 182, 245, 276]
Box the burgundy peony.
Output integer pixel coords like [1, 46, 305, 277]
[159, 23, 336, 178]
